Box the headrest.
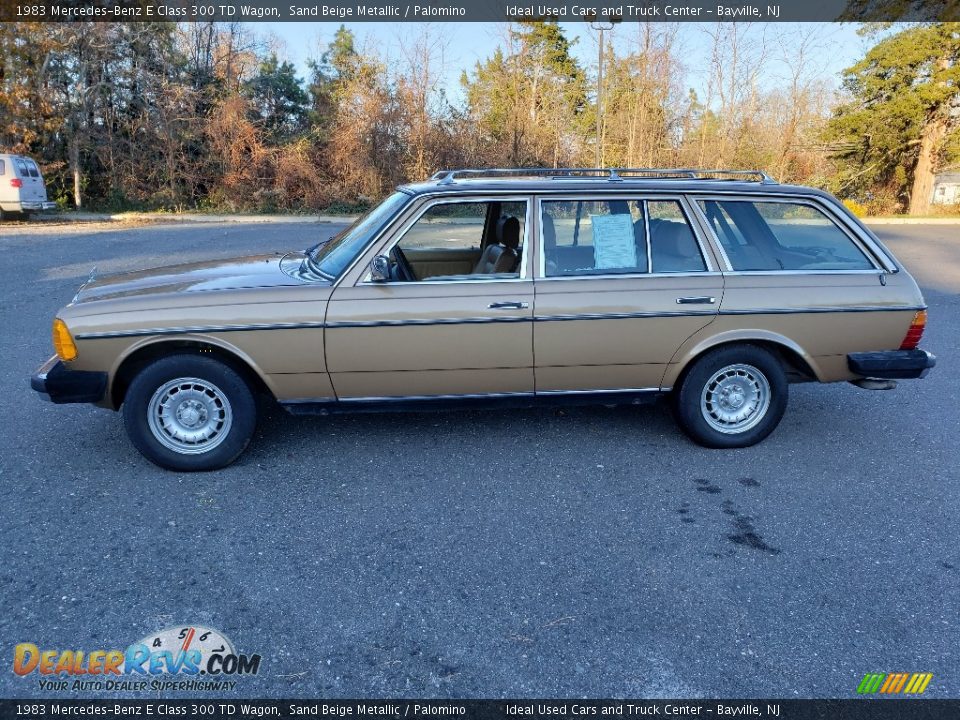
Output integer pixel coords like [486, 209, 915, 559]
[542, 214, 557, 249]
[497, 216, 521, 250]
[651, 221, 695, 257]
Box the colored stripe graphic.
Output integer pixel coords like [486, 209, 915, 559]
[857, 672, 933, 694]
[882, 673, 908, 693]
[857, 674, 886, 694]
[904, 673, 934, 694]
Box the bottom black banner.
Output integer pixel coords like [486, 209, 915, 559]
[2, 700, 959, 720]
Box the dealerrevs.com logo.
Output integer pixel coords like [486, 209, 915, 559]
[13, 625, 261, 692]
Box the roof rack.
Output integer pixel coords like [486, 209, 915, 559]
[430, 167, 777, 185]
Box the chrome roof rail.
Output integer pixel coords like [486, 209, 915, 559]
[430, 168, 777, 184]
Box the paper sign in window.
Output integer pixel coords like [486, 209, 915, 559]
[591, 214, 637, 270]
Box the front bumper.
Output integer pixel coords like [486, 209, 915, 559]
[20, 201, 58, 211]
[847, 349, 936, 380]
[31, 356, 107, 404]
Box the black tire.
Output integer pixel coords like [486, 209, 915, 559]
[122, 354, 257, 471]
[673, 344, 788, 449]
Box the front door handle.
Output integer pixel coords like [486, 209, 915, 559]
[676, 296, 716, 305]
[489, 301, 529, 309]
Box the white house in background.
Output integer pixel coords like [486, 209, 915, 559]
[931, 170, 960, 205]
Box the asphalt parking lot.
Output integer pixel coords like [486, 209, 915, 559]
[0, 218, 957, 699]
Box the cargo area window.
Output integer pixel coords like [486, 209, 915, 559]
[698, 199, 874, 271]
[0, 160, 5, 176]
[541, 198, 706, 276]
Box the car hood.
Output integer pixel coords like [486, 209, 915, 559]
[72, 252, 314, 304]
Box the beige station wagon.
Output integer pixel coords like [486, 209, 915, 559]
[31, 168, 935, 471]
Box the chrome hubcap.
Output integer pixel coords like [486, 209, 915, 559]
[147, 378, 232, 455]
[701, 363, 771, 434]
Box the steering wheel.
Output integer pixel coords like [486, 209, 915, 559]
[393, 246, 416, 282]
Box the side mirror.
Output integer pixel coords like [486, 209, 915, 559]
[369, 255, 391, 282]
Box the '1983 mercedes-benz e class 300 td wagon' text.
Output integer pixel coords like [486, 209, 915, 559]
[32, 168, 936, 470]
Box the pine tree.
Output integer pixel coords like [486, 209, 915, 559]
[826, 24, 960, 214]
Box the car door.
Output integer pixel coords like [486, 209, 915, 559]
[17, 158, 45, 205]
[533, 194, 724, 394]
[324, 195, 535, 400]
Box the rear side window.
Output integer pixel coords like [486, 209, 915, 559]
[0, 160, 5, 176]
[541, 198, 706, 276]
[698, 199, 874, 271]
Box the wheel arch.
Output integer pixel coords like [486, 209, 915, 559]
[663, 330, 820, 391]
[108, 335, 276, 410]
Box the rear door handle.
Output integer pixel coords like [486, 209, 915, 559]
[489, 301, 529, 309]
[676, 296, 716, 305]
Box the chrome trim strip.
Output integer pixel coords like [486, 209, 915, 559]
[720, 269, 883, 276]
[283, 387, 664, 405]
[535, 271, 724, 281]
[535, 310, 716, 322]
[643, 199, 653, 273]
[337, 391, 533, 403]
[718, 305, 924, 316]
[326, 316, 531, 329]
[329, 310, 718, 328]
[75, 321, 327, 340]
[536, 387, 661, 396]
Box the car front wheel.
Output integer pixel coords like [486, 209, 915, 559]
[122, 355, 257, 471]
[674, 344, 787, 448]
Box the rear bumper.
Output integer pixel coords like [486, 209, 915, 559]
[30, 356, 107, 404]
[20, 201, 58, 211]
[847, 349, 936, 380]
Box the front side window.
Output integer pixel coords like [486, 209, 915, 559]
[380, 199, 527, 282]
[541, 198, 706, 276]
[697, 199, 874, 271]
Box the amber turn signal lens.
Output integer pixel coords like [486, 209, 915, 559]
[52, 318, 78, 361]
[899, 309, 927, 351]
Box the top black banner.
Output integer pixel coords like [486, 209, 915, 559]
[1, 0, 959, 22]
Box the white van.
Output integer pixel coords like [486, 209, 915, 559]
[0, 154, 57, 219]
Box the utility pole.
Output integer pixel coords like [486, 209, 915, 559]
[590, 16, 620, 168]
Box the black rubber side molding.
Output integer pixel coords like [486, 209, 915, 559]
[847, 349, 936, 380]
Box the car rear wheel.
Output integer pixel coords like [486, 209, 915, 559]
[673, 344, 787, 448]
[122, 354, 257, 471]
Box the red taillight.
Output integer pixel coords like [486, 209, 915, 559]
[900, 309, 927, 350]
[10, 178, 22, 188]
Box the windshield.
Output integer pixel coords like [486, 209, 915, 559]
[310, 192, 411, 278]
